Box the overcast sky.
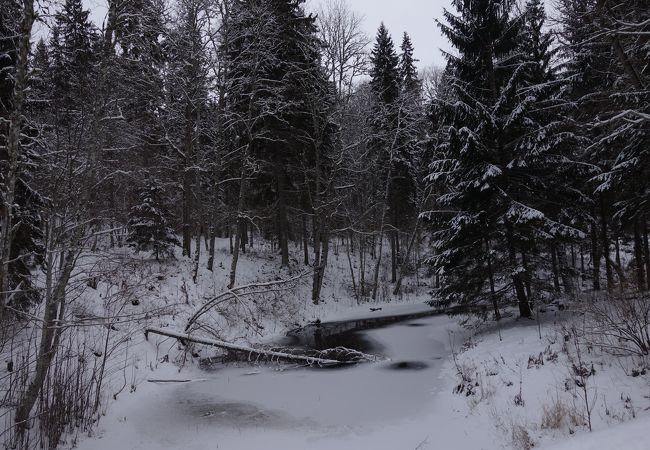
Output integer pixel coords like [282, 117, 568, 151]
[307, 0, 453, 69]
[82, 0, 453, 69]
[316, 0, 452, 69]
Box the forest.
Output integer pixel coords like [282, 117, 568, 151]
[0, 0, 649, 449]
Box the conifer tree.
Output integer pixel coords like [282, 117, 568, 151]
[368, 24, 400, 288]
[49, 0, 97, 110]
[222, 0, 337, 292]
[509, 0, 586, 299]
[369, 23, 400, 106]
[0, 1, 21, 114]
[127, 180, 179, 260]
[557, 0, 624, 292]
[165, 0, 211, 258]
[580, 0, 650, 291]
[399, 32, 419, 94]
[107, 0, 166, 163]
[429, 0, 551, 318]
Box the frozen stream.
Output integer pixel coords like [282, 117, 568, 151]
[82, 312, 467, 450]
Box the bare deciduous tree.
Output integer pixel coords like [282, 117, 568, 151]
[317, 0, 369, 102]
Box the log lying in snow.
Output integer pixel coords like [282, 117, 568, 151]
[147, 379, 194, 383]
[145, 327, 350, 367]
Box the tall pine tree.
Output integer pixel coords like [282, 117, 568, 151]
[429, 0, 573, 318]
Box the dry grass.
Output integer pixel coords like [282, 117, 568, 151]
[511, 424, 535, 450]
[541, 398, 581, 430]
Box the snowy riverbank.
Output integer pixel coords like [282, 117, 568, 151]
[76, 299, 650, 450]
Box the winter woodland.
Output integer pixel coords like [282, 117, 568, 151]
[0, 0, 649, 448]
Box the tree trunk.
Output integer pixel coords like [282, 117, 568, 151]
[145, 327, 347, 367]
[371, 233, 385, 302]
[228, 149, 248, 289]
[395, 230, 401, 264]
[312, 218, 322, 305]
[0, 0, 34, 322]
[15, 243, 76, 437]
[371, 149, 395, 301]
[390, 232, 397, 283]
[312, 227, 329, 304]
[302, 214, 310, 266]
[557, 246, 575, 294]
[276, 176, 289, 267]
[359, 238, 366, 297]
[633, 218, 646, 291]
[521, 249, 533, 301]
[346, 231, 359, 302]
[551, 244, 561, 292]
[240, 220, 247, 254]
[228, 224, 233, 255]
[505, 222, 531, 318]
[393, 217, 420, 296]
[599, 196, 614, 291]
[571, 245, 577, 269]
[193, 233, 201, 284]
[486, 238, 501, 320]
[207, 225, 216, 271]
[591, 216, 602, 291]
[644, 218, 650, 291]
[182, 106, 195, 258]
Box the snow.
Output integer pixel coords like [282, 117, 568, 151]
[77, 313, 466, 450]
[434, 311, 650, 450]
[540, 415, 650, 450]
[57, 239, 650, 450]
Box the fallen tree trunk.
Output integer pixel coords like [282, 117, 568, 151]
[145, 327, 349, 367]
[147, 379, 194, 383]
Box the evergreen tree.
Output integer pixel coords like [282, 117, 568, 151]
[165, 0, 211, 258]
[223, 0, 337, 275]
[508, 0, 587, 300]
[429, 0, 571, 318]
[49, 0, 98, 111]
[369, 23, 400, 105]
[579, 0, 650, 291]
[108, 0, 166, 158]
[520, 0, 555, 86]
[557, 0, 625, 292]
[127, 180, 179, 260]
[399, 32, 420, 94]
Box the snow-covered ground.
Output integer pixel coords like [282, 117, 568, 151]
[47, 238, 649, 450]
[437, 310, 650, 450]
[77, 305, 650, 450]
[77, 313, 463, 450]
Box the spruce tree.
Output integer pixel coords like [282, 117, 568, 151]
[49, 0, 97, 111]
[399, 32, 420, 94]
[369, 23, 400, 105]
[508, 0, 587, 299]
[108, 0, 166, 163]
[222, 0, 337, 288]
[127, 180, 179, 260]
[573, 0, 650, 291]
[557, 0, 624, 292]
[430, 0, 554, 318]
[165, 0, 211, 258]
